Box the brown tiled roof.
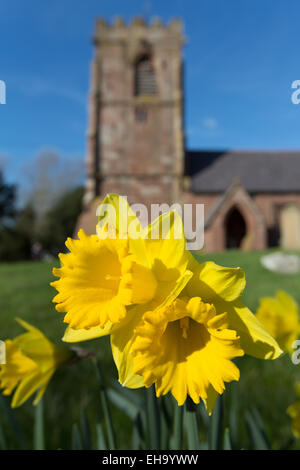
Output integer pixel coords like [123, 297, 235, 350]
[185, 150, 300, 193]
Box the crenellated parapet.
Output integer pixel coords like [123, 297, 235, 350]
[93, 17, 184, 45]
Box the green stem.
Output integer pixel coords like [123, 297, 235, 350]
[146, 386, 161, 450]
[208, 395, 223, 450]
[184, 397, 199, 450]
[34, 398, 45, 450]
[172, 404, 183, 450]
[93, 358, 117, 450]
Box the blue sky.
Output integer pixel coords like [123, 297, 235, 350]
[1, 0, 300, 184]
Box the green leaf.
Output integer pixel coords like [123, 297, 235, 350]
[132, 412, 146, 450]
[111, 381, 144, 407]
[208, 395, 223, 450]
[71, 424, 83, 450]
[93, 358, 117, 450]
[223, 428, 232, 450]
[0, 419, 7, 450]
[34, 398, 45, 450]
[198, 442, 209, 450]
[80, 410, 92, 450]
[160, 396, 172, 450]
[170, 402, 183, 450]
[146, 386, 161, 450]
[245, 409, 270, 450]
[107, 387, 141, 420]
[96, 423, 107, 450]
[229, 383, 239, 450]
[0, 394, 24, 449]
[184, 397, 200, 450]
[198, 401, 209, 429]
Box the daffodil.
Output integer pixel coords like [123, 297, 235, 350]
[287, 383, 300, 438]
[58, 194, 282, 412]
[132, 296, 244, 407]
[53, 194, 192, 345]
[255, 290, 300, 354]
[0, 319, 73, 408]
[124, 258, 282, 411]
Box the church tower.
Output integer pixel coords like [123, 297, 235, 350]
[80, 17, 185, 232]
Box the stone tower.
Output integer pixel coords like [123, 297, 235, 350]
[79, 17, 185, 233]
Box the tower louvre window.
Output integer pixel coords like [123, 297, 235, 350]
[134, 55, 157, 96]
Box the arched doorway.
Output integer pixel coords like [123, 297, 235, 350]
[225, 207, 247, 249]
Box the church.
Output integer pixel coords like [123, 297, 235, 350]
[78, 17, 300, 252]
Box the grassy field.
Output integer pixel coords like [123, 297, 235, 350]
[1, 249, 300, 449]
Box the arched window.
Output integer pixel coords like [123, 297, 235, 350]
[134, 54, 157, 96]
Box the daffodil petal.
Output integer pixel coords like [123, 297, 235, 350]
[202, 386, 219, 415]
[143, 211, 190, 280]
[110, 305, 146, 389]
[62, 322, 114, 343]
[33, 369, 54, 405]
[97, 193, 144, 235]
[13, 318, 72, 370]
[96, 194, 148, 267]
[15, 317, 44, 336]
[187, 261, 246, 302]
[11, 368, 54, 408]
[221, 299, 283, 360]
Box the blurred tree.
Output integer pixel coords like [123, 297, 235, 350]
[0, 202, 36, 262]
[37, 186, 84, 255]
[0, 226, 31, 261]
[21, 150, 84, 217]
[0, 170, 16, 229]
[16, 203, 36, 239]
[0, 162, 84, 261]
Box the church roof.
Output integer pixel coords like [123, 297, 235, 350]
[186, 150, 300, 193]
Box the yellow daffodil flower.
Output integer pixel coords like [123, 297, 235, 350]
[255, 290, 300, 355]
[57, 194, 282, 412]
[122, 257, 282, 412]
[51, 231, 158, 330]
[0, 319, 73, 408]
[53, 194, 193, 344]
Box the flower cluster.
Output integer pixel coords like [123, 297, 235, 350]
[51, 194, 282, 412]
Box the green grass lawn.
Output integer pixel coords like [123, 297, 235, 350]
[1, 250, 300, 449]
